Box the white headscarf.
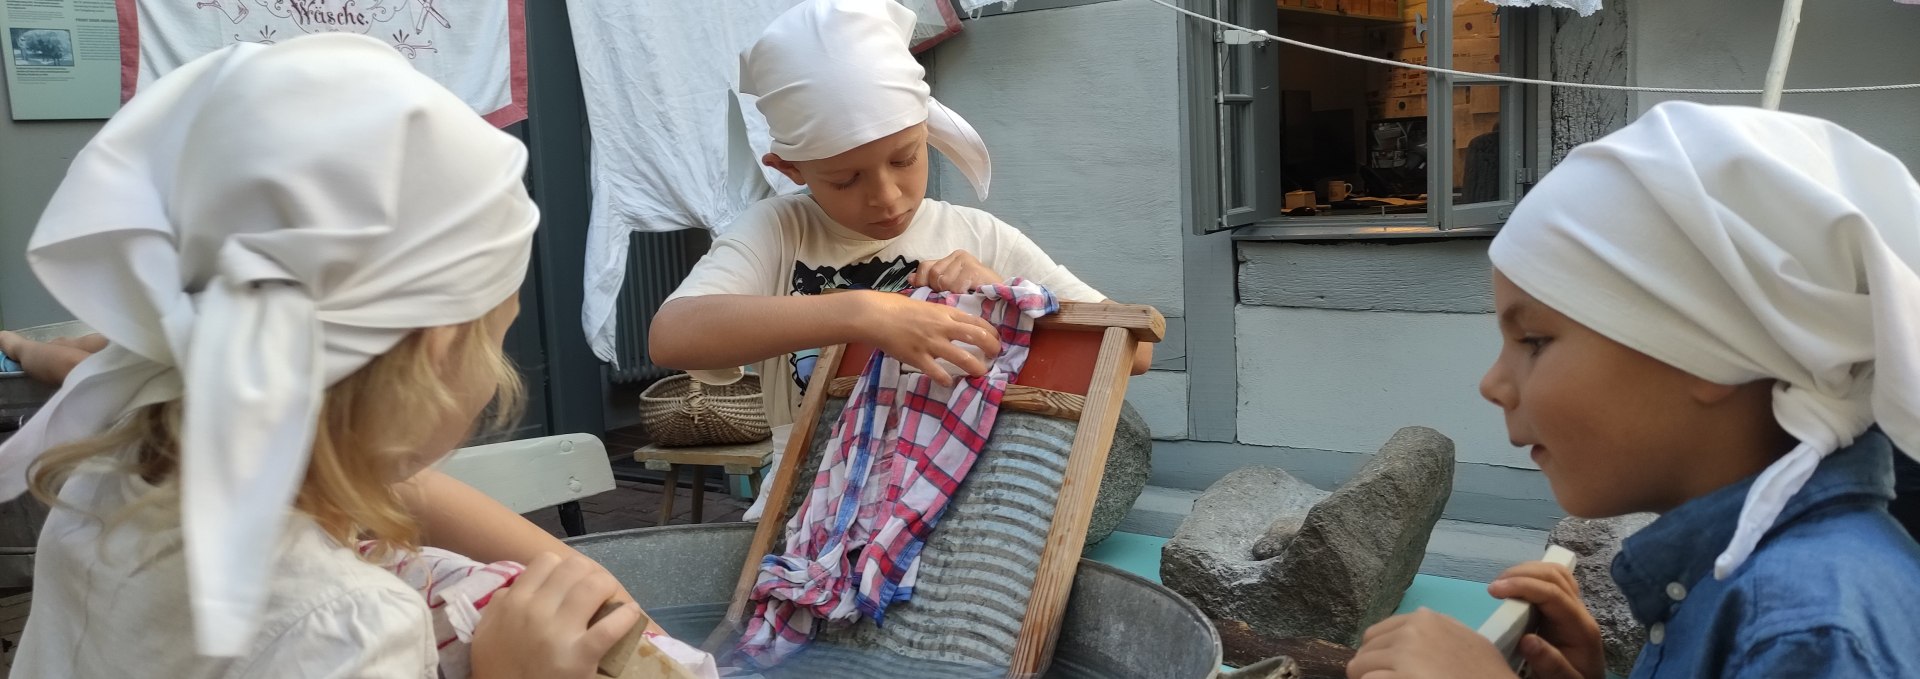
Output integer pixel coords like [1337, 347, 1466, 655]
[740, 0, 993, 200]
[0, 34, 538, 655]
[1492, 101, 1920, 579]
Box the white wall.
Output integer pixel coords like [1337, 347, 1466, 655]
[1631, 0, 1920, 166]
[0, 80, 96, 329]
[1236, 306, 1526, 469]
[924, 1, 1185, 316]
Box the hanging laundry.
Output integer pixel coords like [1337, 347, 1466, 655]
[737, 280, 1057, 667]
[1482, 0, 1601, 16]
[902, 0, 962, 50]
[567, 0, 806, 363]
[123, 1, 527, 125]
[954, 0, 1018, 14]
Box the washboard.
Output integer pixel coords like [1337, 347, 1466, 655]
[707, 301, 1164, 678]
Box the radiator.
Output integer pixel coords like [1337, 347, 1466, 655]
[610, 228, 712, 384]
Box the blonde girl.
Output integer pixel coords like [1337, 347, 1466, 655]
[0, 34, 638, 678]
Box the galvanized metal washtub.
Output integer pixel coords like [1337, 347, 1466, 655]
[566, 523, 1291, 679]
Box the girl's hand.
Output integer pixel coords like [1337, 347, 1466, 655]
[849, 291, 1001, 387]
[908, 250, 1002, 294]
[470, 553, 640, 679]
[1484, 561, 1606, 679]
[1347, 608, 1519, 679]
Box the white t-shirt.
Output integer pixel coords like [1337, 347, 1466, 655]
[13, 459, 436, 679]
[666, 195, 1104, 422]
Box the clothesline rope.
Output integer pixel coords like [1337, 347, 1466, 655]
[1143, 0, 1920, 95]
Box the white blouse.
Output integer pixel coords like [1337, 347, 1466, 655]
[11, 461, 435, 678]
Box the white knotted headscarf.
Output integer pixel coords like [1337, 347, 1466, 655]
[0, 34, 538, 655]
[1492, 101, 1920, 579]
[740, 0, 993, 200]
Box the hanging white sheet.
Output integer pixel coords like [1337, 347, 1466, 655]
[121, 0, 527, 125]
[954, 0, 1017, 14]
[1482, 0, 1601, 16]
[567, 0, 807, 363]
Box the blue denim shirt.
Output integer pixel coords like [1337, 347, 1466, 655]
[1615, 430, 1920, 678]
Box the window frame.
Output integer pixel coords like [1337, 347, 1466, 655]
[1188, 0, 1550, 239]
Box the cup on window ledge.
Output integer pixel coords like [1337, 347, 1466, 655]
[1284, 190, 1316, 211]
[1318, 180, 1354, 202]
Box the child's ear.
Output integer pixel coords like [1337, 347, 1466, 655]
[762, 153, 806, 186]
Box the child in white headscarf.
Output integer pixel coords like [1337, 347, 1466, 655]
[1, 35, 642, 677]
[1347, 102, 1920, 678]
[651, 0, 1151, 424]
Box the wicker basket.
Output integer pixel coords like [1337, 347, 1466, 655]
[638, 373, 771, 447]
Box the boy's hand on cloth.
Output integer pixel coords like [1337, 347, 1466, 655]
[850, 290, 1001, 388]
[1347, 608, 1518, 679]
[471, 553, 641, 679]
[1485, 561, 1606, 679]
[909, 250, 1001, 294]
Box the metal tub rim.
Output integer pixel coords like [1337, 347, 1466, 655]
[564, 522, 1229, 678]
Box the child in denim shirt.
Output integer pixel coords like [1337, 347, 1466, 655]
[1349, 102, 1920, 678]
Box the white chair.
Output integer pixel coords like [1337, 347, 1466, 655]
[436, 433, 617, 536]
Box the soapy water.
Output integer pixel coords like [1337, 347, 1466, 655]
[650, 603, 1131, 679]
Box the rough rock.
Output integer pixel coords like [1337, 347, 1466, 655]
[1549, 513, 1656, 677]
[1085, 402, 1152, 547]
[1163, 427, 1456, 658]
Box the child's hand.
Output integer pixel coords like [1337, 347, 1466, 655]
[0, 330, 96, 386]
[851, 291, 1002, 388]
[1485, 561, 1606, 679]
[1347, 608, 1518, 679]
[48, 333, 107, 353]
[470, 553, 640, 679]
[908, 250, 1002, 294]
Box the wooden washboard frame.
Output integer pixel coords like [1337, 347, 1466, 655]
[707, 300, 1166, 678]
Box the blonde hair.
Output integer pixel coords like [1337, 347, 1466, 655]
[26, 311, 523, 557]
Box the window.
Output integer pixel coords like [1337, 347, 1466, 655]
[1189, 0, 1546, 237]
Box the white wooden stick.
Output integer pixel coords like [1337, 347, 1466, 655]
[1760, 0, 1807, 110]
[1477, 544, 1578, 666]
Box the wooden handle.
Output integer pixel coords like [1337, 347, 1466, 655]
[1006, 327, 1138, 677]
[593, 601, 649, 678]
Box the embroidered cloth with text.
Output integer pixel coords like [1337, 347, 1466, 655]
[737, 279, 1057, 667]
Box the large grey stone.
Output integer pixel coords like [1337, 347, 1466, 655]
[1163, 427, 1455, 661]
[1086, 402, 1152, 547]
[1549, 513, 1655, 677]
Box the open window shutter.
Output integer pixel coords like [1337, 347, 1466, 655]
[1209, 0, 1281, 232]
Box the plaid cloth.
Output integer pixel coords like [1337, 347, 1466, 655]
[737, 279, 1058, 668]
[362, 544, 524, 679]
[367, 546, 721, 679]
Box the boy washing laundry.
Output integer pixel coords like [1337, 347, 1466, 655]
[649, 0, 1151, 424]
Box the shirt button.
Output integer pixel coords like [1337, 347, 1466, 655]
[1666, 582, 1688, 602]
[1649, 623, 1666, 645]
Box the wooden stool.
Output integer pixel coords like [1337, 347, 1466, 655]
[634, 441, 773, 526]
